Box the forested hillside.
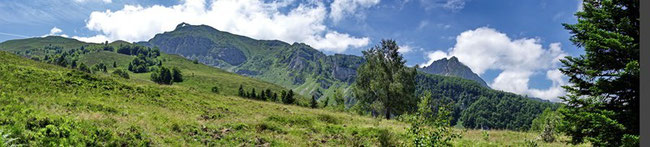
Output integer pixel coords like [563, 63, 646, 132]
[416, 72, 558, 131]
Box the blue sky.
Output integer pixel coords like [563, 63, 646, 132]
[0, 0, 584, 101]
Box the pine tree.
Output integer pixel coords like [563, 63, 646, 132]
[311, 95, 318, 108]
[283, 90, 295, 104]
[558, 0, 639, 146]
[238, 85, 245, 97]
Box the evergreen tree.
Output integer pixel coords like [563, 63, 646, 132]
[283, 90, 295, 104]
[272, 93, 278, 102]
[171, 67, 183, 82]
[353, 39, 418, 119]
[238, 85, 245, 97]
[311, 95, 318, 109]
[251, 88, 257, 99]
[280, 90, 287, 103]
[265, 89, 272, 101]
[112, 61, 117, 68]
[558, 0, 639, 146]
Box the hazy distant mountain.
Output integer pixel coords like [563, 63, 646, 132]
[419, 56, 489, 87]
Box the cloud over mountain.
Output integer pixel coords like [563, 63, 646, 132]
[82, 0, 371, 53]
[424, 27, 568, 101]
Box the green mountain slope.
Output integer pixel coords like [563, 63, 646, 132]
[0, 50, 412, 146]
[0, 50, 585, 146]
[415, 72, 558, 130]
[140, 23, 363, 98]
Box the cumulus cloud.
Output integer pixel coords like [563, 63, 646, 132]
[49, 27, 62, 35]
[329, 0, 380, 23]
[398, 45, 413, 53]
[425, 27, 568, 101]
[43, 27, 68, 37]
[82, 0, 370, 53]
[421, 50, 449, 66]
[72, 34, 110, 43]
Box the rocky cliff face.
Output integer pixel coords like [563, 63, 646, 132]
[419, 56, 489, 87]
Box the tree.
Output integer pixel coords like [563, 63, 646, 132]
[530, 108, 561, 143]
[283, 90, 295, 104]
[250, 88, 257, 99]
[78, 63, 91, 73]
[193, 59, 199, 64]
[265, 89, 272, 101]
[171, 67, 183, 82]
[112, 61, 117, 68]
[271, 93, 278, 102]
[407, 91, 460, 146]
[151, 67, 173, 85]
[310, 95, 318, 109]
[558, 0, 639, 146]
[238, 85, 245, 97]
[353, 39, 418, 119]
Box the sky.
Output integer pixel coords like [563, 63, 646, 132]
[0, 0, 584, 102]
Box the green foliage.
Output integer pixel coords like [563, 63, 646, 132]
[416, 72, 557, 131]
[558, 0, 639, 146]
[354, 39, 417, 119]
[211, 86, 220, 94]
[280, 90, 295, 105]
[481, 131, 489, 141]
[111, 69, 130, 79]
[530, 108, 561, 143]
[150, 66, 173, 85]
[171, 67, 183, 82]
[128, 55, 157, 73]
[93, 62, 107, 72]
[238, 85, 245, 97]
[310, 95, 317, 109]
[405, 91, 460, 147]
[78, 63, 91, 73]
[193, 59, 199, 64]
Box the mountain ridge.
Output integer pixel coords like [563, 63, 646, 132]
[419, 56, 489, 87]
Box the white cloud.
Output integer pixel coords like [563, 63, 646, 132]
[577, 0, 583, 12]
[329, 0, 380, 23]
[82, 0, 370, 53]
[428, 27, 568, 101]
[72, 35, 110, 43]
[421, 50, 449, 66]
[49, 27, 62, 35]
[398, 45, 413, 53]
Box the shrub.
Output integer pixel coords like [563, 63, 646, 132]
[211, 86, 219, 94]
[112, 69, 130, 79]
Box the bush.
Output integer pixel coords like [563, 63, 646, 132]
[211, 86, 219, 94]
[112, 69, 130, 79]
[171, 67, 183, 82]
[150, 67, 173, 85]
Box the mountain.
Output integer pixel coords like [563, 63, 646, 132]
[419, 56, 489, 87]
[415, 72, 558, 130]
[139, 23, 364, 98]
